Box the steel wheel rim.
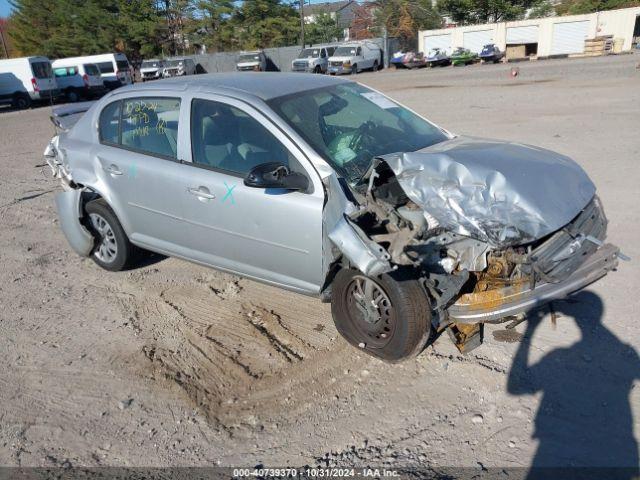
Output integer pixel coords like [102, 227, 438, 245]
[89, 213, 118, 263]
[345, 275, 395, 348]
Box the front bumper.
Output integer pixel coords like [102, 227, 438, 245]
[447, 243, 619, 323]
[328, 65, 351, 74]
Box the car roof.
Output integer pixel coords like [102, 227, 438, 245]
[117, 72, 350, 101]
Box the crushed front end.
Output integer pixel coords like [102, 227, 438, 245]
[328, 137, 624, 353]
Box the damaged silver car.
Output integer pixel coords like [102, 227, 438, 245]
[45, 73, 624, 362]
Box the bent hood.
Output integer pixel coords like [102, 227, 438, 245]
[378, 136, 596, 247]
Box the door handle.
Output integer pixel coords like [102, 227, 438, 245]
[104, 164, 123, 176]
[187, 187, 216, 200]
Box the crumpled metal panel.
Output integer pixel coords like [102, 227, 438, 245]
[55, 189, 94, 257]
[328, 215, 393, 277]
[379, 136, 596, 247]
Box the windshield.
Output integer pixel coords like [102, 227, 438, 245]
[239, 54, 260, 62]
[268, 83, 447, 184]
[298, 48, 320, 59]
[334, 46, 358, 56]
[142, 61, 162, 68]
[166, 60, 184, 67]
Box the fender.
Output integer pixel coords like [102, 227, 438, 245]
[54, 189, 94, 256]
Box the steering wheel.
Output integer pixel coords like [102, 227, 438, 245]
[348, 121, 377, 153]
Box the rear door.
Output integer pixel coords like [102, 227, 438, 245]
[93, 95, 188, 249]
[177, 94, 325, 294]
[30, 59, 56, 92]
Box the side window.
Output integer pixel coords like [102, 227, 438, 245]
[121, 97, 181, 159]
[97, 62, 114, 74]
[191, 98, 302, 178]
[321, 49, 327, 58]
[53, 68, 67, 77]
[357, 47, 362, 56]
[99, 101, 121, 144]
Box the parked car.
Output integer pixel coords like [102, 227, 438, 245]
[45, 73, 622, 362]
[57, 53, 133, 90]
[140, 59, 165, 81]
[451, 48, 478, 66]
[328, 41, 382, 75]
[291, 46, 336, 74]
[51, 60, 106, 102]
[426, 48, 451, 67]
[236, 51, 267, 72]
[0, 56, 60, 109]
[163, 58, 197, 77]
[479, 44, 505, 63]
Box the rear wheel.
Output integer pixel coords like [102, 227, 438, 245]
[85, 199, 137, 271]
[66, 88, 80, 103]
[12, 93, 31, 109]
[331, 269, 433, 362]
[372, 60, 379, 71]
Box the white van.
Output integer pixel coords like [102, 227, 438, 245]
[55, 53, 132, 90]
[328, 41, 382, 75]
[0, 56, 60, 109]
[163, 58, 197, 77]
[51, 60, 106, 102]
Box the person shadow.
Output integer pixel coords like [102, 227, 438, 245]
[506, 291, 639, 479]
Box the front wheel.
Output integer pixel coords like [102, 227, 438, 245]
[351, 63, 358, 75]
[372, 60, 379, 71]
[331, 269, 433, 362]
[12, 93, 31, 109]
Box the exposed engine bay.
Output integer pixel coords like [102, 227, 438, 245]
[328, 143, 622, 353]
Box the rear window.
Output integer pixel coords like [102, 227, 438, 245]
[97, 62, 114, 74]
[116, 60, 129, 71]
[83, 64, 100, 76]
[31, 61, 53, 79]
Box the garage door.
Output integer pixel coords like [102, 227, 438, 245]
[506, 25, 539, 44]
[423, 33, 451, 53]
[463, 30, 494, 53]
[551, 21, 590, 55]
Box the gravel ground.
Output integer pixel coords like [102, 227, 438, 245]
[0, 54, 638, 472]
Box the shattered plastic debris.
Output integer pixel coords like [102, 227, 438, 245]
[379, 136, 596, 248]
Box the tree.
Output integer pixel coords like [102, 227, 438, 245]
[373, 0, 442, 49]
[0, 17, 16, 58]
[555, 0, 640, 15]
[305, 12, 342, 45]
[438, 0, 544, 24]
[350, 4, 376, 40]
[231, 0, 300, 49]
[189, 0, 236, 52]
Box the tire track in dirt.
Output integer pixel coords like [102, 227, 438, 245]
[109, 261, 366, 427]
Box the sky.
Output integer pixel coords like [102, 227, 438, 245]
[0, 0, 347, 18]
[0, 0, 11, 18]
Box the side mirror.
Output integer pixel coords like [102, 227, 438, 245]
[244, 162, 309, 192]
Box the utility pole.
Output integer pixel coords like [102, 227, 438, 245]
[299, 0, 305, 48]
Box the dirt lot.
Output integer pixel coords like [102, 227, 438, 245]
[1, 54, 638, 472]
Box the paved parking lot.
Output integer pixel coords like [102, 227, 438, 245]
[0, 54, 638, 470]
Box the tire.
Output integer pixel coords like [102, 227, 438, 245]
[84, 199, 136, 272]
[12, 93, 31, 109]
[314, 65, 321, 74]
[372, 60, 379, 71]
[351, 63, 358, 75]
[331, 269, 433, 362]
[66, 89, 80, 103]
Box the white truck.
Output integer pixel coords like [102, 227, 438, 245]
[328, 41, 382, 75]
[236, 51, 267, 72]
[140, 59, 165, 81]
[0, 56, 60, 109]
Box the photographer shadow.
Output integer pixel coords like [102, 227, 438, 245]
[506, 291, 639, 478]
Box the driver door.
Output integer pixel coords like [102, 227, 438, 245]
[176, 95, 325, 294]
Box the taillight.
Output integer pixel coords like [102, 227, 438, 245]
[31, 78, 39, 92]
[82, 74, 89, 86]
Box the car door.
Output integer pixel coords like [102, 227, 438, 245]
[93, 95, 189, 250]
[176, 94, 325, 294]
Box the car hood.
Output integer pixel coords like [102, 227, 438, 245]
[378, 136, 596, 247]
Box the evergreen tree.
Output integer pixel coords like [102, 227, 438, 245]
[305, 12, 342, 45]
[232, 0, 300, 49]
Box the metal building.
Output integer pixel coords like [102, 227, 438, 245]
[418, 7, 640, 60]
